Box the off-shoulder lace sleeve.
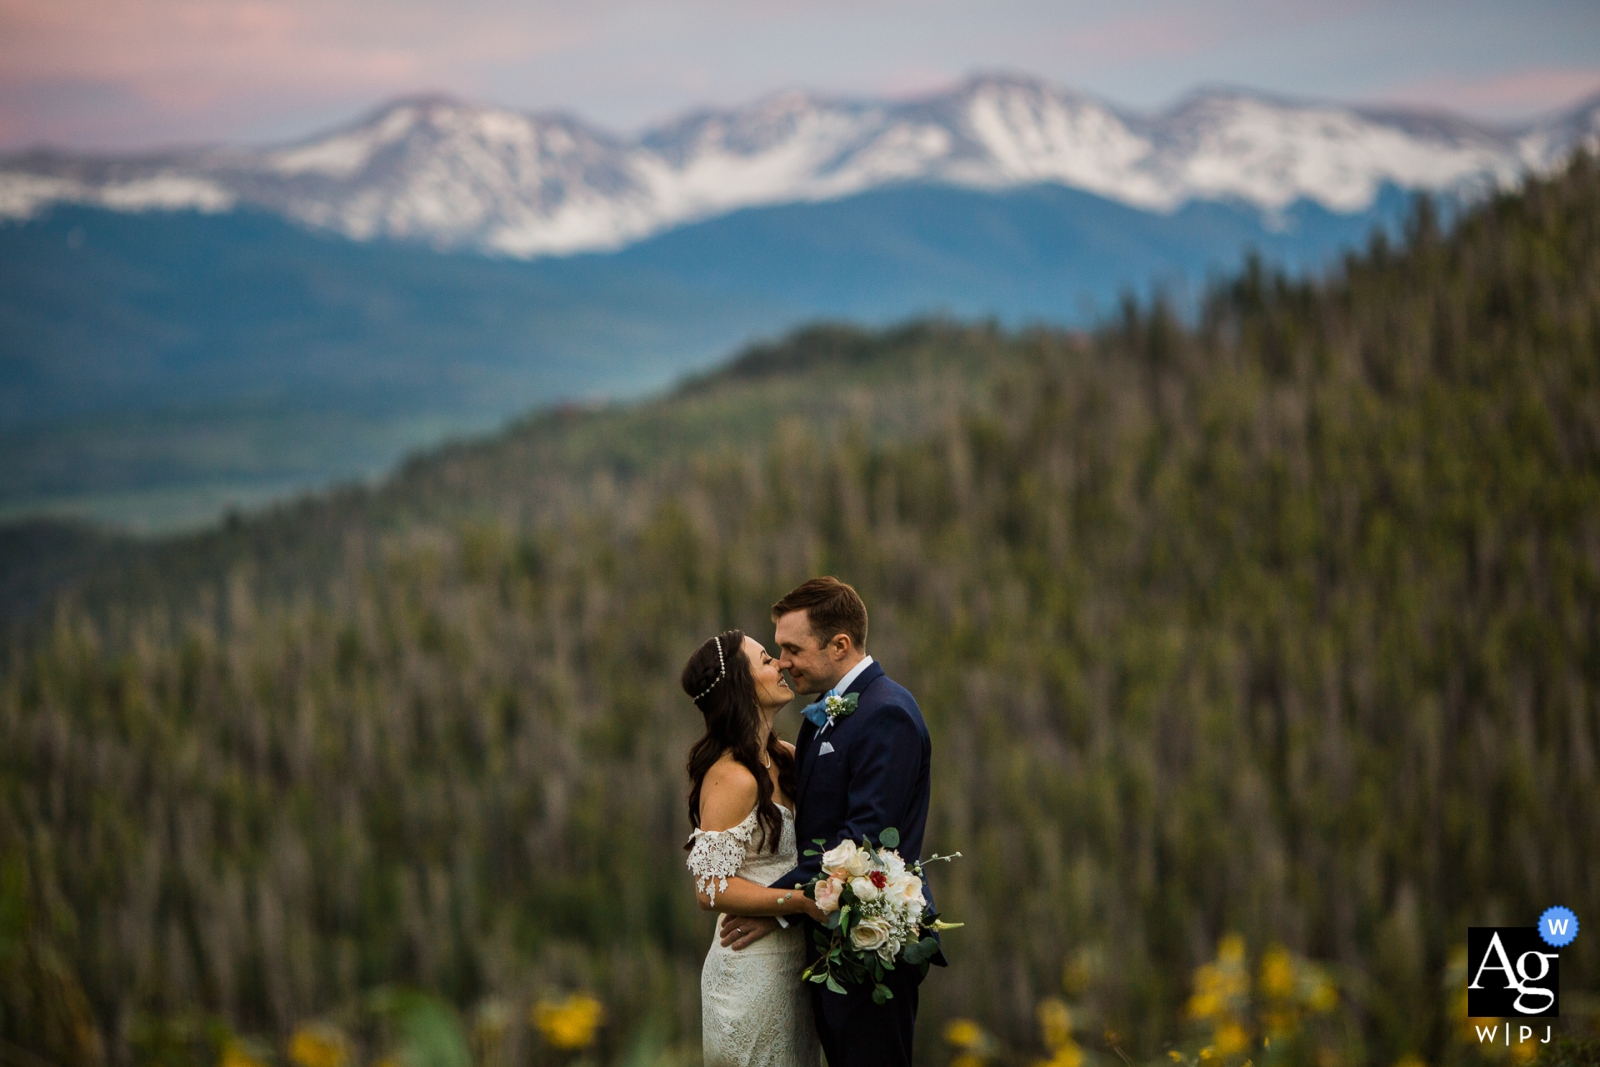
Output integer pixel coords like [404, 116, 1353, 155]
[686, 814, 756, 906]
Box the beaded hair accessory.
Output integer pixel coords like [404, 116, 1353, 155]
[692, 635, 728, 701]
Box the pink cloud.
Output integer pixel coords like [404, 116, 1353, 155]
[1032, 8, 1222, 65]
[0, 0, 605, 147]
[0, 0, 585, 109]
[1372, 66, 1600, 121]
[1031, 0, 1386, 69]
[874, 65, 964, 101]
[1, 0, 1594, 151]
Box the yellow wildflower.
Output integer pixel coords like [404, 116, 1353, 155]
[1215, 1023, 1251, 1058]
[220, 1042, 269, 1067]
[1259, 947, 1295, 1000]
[1218, 936, 1246, 965]
[1188, 961, 1239, 1022]
[945, 1020, 984, 1050]
[289, 1027, 347, 1067]
[1037, 1000, 1074, 1052]
[532, 994, 604, 1051]
[1192, 967, 1243, 1012]
[1306, 974, 1338, 1013]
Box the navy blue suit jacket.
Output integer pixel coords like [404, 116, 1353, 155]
[771, 661, 946, 965]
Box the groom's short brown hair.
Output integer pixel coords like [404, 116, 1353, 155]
[772, 577, 868, 651]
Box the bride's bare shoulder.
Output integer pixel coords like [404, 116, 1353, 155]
[699, 754, 758, 831]
[778, 740, 796, 756]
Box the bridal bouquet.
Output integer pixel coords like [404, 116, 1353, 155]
[799, 827, 960, 1004]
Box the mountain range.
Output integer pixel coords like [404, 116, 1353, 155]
[5, 74, 1598, 258]
[4, 74, 1598, 533]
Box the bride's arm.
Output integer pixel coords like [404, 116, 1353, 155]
[690, 759, 823, 919]
[695, 875, 819, 917]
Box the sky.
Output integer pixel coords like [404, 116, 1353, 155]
[1, 0, 1598, 153]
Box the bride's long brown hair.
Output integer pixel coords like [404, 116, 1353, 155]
[681, 630, 796, 853]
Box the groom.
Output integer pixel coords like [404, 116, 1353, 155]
[718, 576, 943, 1067]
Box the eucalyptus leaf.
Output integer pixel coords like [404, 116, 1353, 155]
[878, 827, 900, 849]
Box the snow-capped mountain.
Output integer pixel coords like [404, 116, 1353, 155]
[4, 74, 1597, 258]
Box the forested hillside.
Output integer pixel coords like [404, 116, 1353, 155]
[1, 180, 1406, 535]
[3, 156, 1598, 1067]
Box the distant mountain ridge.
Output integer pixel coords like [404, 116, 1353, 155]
[5, 74, 1598, 257]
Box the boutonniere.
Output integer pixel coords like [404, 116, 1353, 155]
[802, 692, 860, 728]
[824, 692, 859, 722]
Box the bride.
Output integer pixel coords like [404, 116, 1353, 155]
[682, 631, 825, 1067]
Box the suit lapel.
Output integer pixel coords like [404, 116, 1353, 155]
[796, 662, 886, 800]
[797, 711, 823, 800]
[843, 661, 884, 698]
[794, 717, 817, 779]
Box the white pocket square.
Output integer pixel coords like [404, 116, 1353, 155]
[818, 741, 835, 755]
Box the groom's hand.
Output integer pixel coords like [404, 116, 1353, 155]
[719, 914, 780, 950]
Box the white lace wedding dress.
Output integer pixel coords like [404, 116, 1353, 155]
[687, 804, 822, 1067]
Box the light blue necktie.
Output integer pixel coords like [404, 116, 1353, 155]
[801, 690, 837, 729]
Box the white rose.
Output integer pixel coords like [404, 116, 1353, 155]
[879, 851, 906, 878]
[822, 840, 871, 879]
[850, 915, 892, 954]
[849, 875, 882, 903]
[820, 840, 853, 872]
[889, 873, 925, 914]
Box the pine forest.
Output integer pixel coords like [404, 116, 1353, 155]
[3, 155, 1599, 1067]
